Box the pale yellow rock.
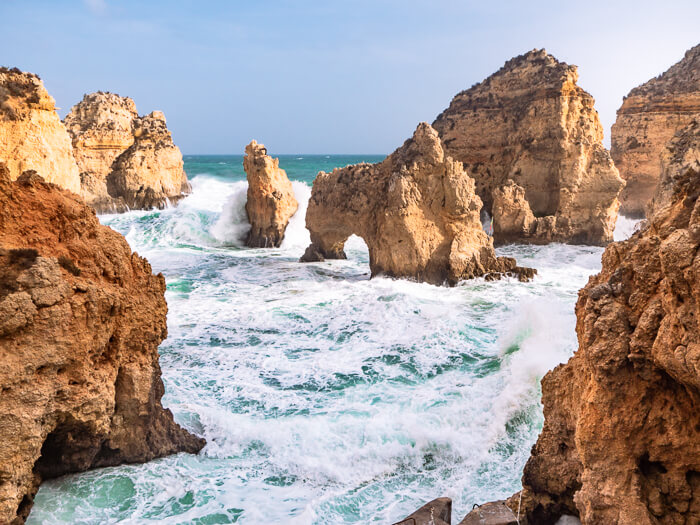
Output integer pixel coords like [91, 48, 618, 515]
[0, 67, 81, 194]
[433, 49, 624, 246]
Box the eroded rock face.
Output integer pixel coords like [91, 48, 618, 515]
[65, 93, 191, 212]
[301, 123, 534, 285]
[611, 44, 700, 218]
[0, 164, 204, 524]
[433, 49, 624, 246]
[243, 140, 298, 247]
[511, 119, 700, 524]
[0, 67, 81, 194]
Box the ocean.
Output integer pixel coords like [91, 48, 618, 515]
[27, 155, 638, 524]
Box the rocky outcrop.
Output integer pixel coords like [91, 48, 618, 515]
[0, 68, 81, 194]
[0, 163, 204, 524]
[243, 140, 298, 247]
[433, 49, 624, 246]
[394, 498, 452, 525]
[611, 44, 700, 217]
[300, 123, 535, 285]
[507, 118, 700, 523]
[65, 93, 191, 212]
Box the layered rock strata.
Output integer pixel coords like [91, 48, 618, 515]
[300, 123, 535, 285]
[508, 118, 700, 523]
[0, 67, 81, 194]
[611, 44, 700, 217]
[243, 140, 298, 247]
[433, 49, 624, 245]
[0, 163, 204, 524]
[65, 93, 191, 212]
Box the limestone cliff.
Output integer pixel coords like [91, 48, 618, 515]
[510, 118, 700, 523]
[65, 93, 191, 212]
[611, 44, 700, 217]
[433, 49, 624, 246]
[243, 140, 298, 247]
[0, 67, 81, 194]
[0, 164, 204, 524]
[300, 123, 535, 285]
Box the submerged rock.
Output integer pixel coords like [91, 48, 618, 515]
[433, 49, 624, 246]
[0, 163, 204, 524]
[611, 44, 700, 218]
[301, 123, 534, 285]
[0, 67, 81, 194]
[65, 93, 191, 212]
[243, 140, 298, 247]
[508, 118, 700, 523]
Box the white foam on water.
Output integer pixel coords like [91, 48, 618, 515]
[614, 214, 643, 241]
[28, 177, 606, 524]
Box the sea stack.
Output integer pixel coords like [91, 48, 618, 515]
[507, 118, 700, 523]
[611, 43, 700, 217]
[243, 140, 298, 248]
[0, 67, 81, 193]
[0, 164, 204, 524]
[300, 123, 535, 285]
[64, 92, 192, 212]
[433, 49, 624, 246]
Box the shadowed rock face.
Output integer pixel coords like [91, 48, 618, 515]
[65, 93, 191, 213]
[433, 49, 623, 246]
[0, 67, 81, 194]
[301, 123, 535, 285]
[611, 44, 700, 218]
[0, 164, 204, 524]
[511, 119, 700, 524]
[243, 140, 298, 247]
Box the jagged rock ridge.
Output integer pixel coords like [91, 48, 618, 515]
[433, 49, 624, 246]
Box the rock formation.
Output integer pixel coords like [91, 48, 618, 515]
[243, 140, 298, 247]
[507, 118, 700, 523]
[394, 498, 452, 525]
[432, 49, 624, 246]
[65, 92, 191, 212]
[0, 67, 81, 194]
[300, 123, 535, 285]
[611, 44, 700, 217]
[0, 163, 204, 524]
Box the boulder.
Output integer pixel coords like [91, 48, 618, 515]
[0, 67, 81, 194]
[394, 497, 452, 525]
[458, 501, 518, 525]
[243, 140, 298, 247]
[300, 123, 535, 285]
[433, 49, 624, 246]
[0, 163, 204, 524]
[611, 44, 700, 218]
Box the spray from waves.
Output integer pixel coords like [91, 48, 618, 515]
[210, 181, 250, 245]
[614, 214, 642, 241]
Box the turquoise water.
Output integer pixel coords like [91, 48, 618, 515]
[27, 155, 610, 524]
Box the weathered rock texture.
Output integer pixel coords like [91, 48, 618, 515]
[0, 164, 204, 524]
[0, 68, 81, 194]
[611, 44, 700, 218]
[243, 140, 298, 247]
[65, 92, 191, 212]
[301, 123, 535, 285]
[394, 497, 452, 525]
[509, 118, 700, 524]
[433, 49, 624, 246]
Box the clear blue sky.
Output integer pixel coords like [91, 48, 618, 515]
[2, 0, 698, 154]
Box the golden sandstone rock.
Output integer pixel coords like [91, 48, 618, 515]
[0, 164, 204, 524]
[0, 68, 81, 194]
[611, 44, 700, 218]
[243, 140, 298, 247]
[510, 119, 700, 524]
[433, 49, 624, 246]
[301, 123, 534, 285]
[65, 93, 191, 212]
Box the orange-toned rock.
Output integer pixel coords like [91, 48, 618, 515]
[243, 140, 298, 247]
[433, 49, 624, 246]
[301, 123, 534, 285]
[0, 67, 81, 194]
[611, 44, 700, 218]
[0, 163, 204, 524]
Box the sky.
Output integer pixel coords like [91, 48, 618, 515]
[1, 0, 699, 154]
